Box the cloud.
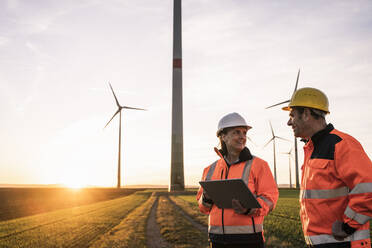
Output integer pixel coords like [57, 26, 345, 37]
[0, 36, 10, 46]
[6, 0, 19, 10]
[15, 64, 44, 116]
[3, 1, 102, 35]
[25, 41, 39, 53]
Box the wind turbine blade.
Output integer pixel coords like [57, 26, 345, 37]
[269, 121, 274, 137]
[109, 83, 121, 108]
[294, 69, 300, 93]
[275, 136, 291, 142]
[265, 100, 290, 109]
[263, 137, 274, 148]
[265, 69, 300, 110]
[246, 136, 257, 147]
[123, 106, 147, 111]
[104, 109, 120, 128]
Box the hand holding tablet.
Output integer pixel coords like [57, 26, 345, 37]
[199, 179, 261, 209]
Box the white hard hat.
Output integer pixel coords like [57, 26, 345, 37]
[217, 112, 252, 136]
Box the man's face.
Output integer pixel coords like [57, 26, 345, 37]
[287, 108, 307, 138]
[222, 127, 247, 153]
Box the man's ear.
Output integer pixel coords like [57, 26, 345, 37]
[302, 108, 312, 121]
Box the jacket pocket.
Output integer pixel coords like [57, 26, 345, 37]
[306, 159, 331, 184]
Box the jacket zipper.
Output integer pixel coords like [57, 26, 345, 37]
[252, 216, 256, 233]
[223, 159, 257, 236]
[221, 165, 229, 241]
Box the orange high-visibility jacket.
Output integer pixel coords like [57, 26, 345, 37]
[196, 147, 278, 244]
[301, 124, 372, 248]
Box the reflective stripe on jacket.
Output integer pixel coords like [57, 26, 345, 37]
[301, 124, 372, 247]
[196, 147, 278, 244]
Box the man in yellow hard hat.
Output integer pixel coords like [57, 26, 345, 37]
[283, 87, 372, 248]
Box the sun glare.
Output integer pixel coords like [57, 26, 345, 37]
[64, 181, 86, 189]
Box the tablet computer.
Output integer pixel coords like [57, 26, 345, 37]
[199, 178, 261, 209]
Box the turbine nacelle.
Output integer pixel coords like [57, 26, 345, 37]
[104, 83, 147, 129]
[281, 147, 293, 156]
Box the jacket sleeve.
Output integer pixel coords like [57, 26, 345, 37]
[253, 160, 279, 217]
[335, 137, 372, 229]
[196, 166, 213, 214]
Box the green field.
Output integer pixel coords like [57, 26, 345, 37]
[0, 188, 370, 248]
[0, 187, 141, 221]
[0, 191, 152, 247]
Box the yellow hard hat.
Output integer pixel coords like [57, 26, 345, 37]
[282, 87, 330, 113]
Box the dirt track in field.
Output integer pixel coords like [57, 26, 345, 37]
[146, 195, 170, 248]
[167, 196, 208, 234]
[146, 192, 208, 248]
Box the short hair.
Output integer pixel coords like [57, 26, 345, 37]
[292, 106, 326, 120]
[217, 126, 247, 137]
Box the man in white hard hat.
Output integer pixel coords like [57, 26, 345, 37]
[197, 112, 278, 248]
[283, 87, 372, 248]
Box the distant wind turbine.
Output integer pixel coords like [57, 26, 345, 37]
[264, 121, 291, 184]
[282, 148, 293, 189]
[266, 69, 300, 188]
[104, 83, 146, 188]
[246, 136, 258, 147]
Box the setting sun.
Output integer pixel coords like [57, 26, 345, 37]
[59, 172, 90, 189]
[63, 181, 86, 189]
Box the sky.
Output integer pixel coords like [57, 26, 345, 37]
[1, 0, 371, 188]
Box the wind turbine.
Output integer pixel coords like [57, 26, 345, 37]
[282, 148, 293, 188]
[263, 121, 290, 185]
[266, 69, 300, 188]
[266, 69, 300, 109]
[246, 136, 258, 147]
[170, 0, 185, 192]
[104, 83, 146, 188]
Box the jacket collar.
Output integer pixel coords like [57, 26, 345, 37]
[215, 146, 253, 165]
[310, 123, 334, 145]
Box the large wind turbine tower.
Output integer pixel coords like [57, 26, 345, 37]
[169, 0, 185, 192]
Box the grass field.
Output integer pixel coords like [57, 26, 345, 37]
[264, 189, 305, 247]
[0, 187, 141, 221]
[0, 191, 151, 247]
[157, 195, 209, 248]
[0, 188, 371, 248]
[89, 193, 157, 248]
[169, 195, 208, 226]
